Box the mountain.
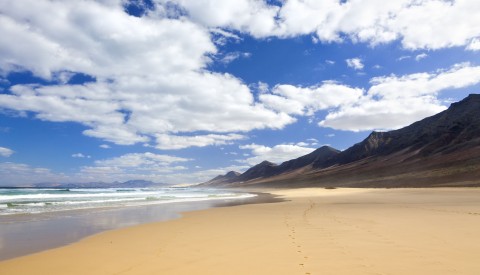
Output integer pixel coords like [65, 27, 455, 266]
[287, 146, 340, 169]
[318, 94, 480, 168]
[237, 160, 277, 181]
[203, 146, 340, 187]
[204, 94, 480, 188]
[203, 171, 241, 186]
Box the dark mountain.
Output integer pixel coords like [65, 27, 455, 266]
[287, 146, 340, 169]
[202, 146, 340, 186]
[236, 161, 278, 182]
[204, 94, 480, 188]
[202, 171, 241, 186]
[317, 94, 480, 168]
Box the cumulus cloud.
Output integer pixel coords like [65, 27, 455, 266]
[155, 133, 246, 150]
[156, 0, 280, 37]
[0, 0, 294, 149]
[256, 63, 480, 133]
[0, 147, 14, 157]
[258, 63, 480, 132]
[467, 38, 480, 51]
[260, 82, 363, 115]
[346, 58, 364, 70]
[320, 63, 480, 131]
[238, 143, 315, 166]
[1, 0, 479, 155]
[157, 0, 480, 50]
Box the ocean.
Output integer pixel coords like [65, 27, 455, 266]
[0, 187, 259, 260]
[0, 187, 255, 216]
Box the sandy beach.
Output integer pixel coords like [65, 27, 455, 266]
[1, 188, 480, 274]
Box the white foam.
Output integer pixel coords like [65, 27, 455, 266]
[0, 188, 256, 216]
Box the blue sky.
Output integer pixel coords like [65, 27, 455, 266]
[1, 0, 480, 185]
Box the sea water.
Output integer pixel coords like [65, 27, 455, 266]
[0, 187, 258, 260]
[0, 187, 255, 216]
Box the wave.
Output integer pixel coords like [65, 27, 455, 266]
[0, 188, 256, 216]
[0, 191, 161, 202]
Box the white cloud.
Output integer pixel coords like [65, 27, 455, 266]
[320, 63, 480, 131]
[99, 144, 111, 149]
[76, 152, 192, 183]
[467, 38, 480, 51]
[157, 0, 280, 37]
[210, 28, 242, 45]
[346, 58, 364, 70]
[157, 0, 480, 50]
[248, 63, 480, 133]
[167, 164, 251, 185]
[260, 82, 363, 115]
[155, 133, 246, 150]
[0, 147, 14, 157]
[239, 143, 315, 166]
[0, 162, 68, 185]
[397, 55, 411, 61]
[0, 153, 189, 186]
[295, 142, 309, 147]
[219, 52, 251, 64]
[72, 153, 91, 158]
[253, 81, 270, 94]
[1, 0, 479, 156]
[94, 152, 190, 168]
[320, 96, 446, 132]
[0, 1, 294, 148]
[415, 53, 428, 61]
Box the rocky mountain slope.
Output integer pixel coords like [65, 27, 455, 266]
[202, 146, 340, 186]
[204, 94, 480, 188]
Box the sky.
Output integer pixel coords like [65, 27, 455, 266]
[0, 0, 480, 186]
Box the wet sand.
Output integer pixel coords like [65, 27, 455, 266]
[1, 188, 480, 274]
[0, 192, 277, 261]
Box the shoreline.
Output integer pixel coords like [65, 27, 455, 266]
[2, 187, 480, 274]
[0, 190, 276, 261]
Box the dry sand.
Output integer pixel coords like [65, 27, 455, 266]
[1, 188, 480, 274]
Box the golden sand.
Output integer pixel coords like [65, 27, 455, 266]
[1, 188, 480, 274]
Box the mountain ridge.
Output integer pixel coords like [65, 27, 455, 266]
[203, 94, 480, 188]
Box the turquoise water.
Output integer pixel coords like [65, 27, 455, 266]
[0, 187, 255, 216]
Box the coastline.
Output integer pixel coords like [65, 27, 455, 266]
[0, 190, 275, 261]
[1, 187, 480, 274]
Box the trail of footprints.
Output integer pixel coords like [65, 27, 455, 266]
[285, 201, 389, 275]
[284, 203, 313, 275]
[285, 201, 461, 275]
